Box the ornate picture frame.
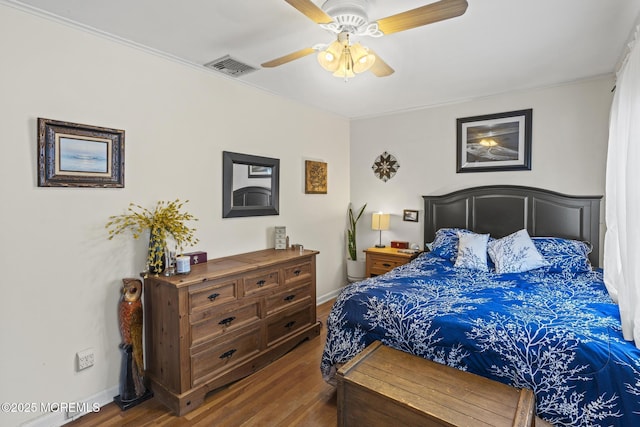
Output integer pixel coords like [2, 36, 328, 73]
[38, 118, 125, 187]
[456, 109, 532, 173]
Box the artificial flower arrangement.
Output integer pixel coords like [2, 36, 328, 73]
[106, 199, 199, 273]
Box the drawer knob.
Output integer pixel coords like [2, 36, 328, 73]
[382, 263, 392, 267]
[218, 316, 236, 326]
[219, 349, 237, 360]
[256, 279, 266, 287]
[293, 269, 301, 276]
[284, 294, 296, 302]
[208, 293, 220, 301]
[285, 321, 296, 329]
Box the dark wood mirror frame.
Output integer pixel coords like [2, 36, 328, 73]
[222, 151, 280, 218]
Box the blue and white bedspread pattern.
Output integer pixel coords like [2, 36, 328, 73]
[321, 254, 640, 426]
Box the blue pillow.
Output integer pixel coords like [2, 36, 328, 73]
[488, 229, 549, 274]
[532, 237, 593, 273]
[429, 228, 470, 262]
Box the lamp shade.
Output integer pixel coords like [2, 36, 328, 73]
[317, 40, 343, 72]
[371, 213, 390, 231]
[350, 42, 376, 74]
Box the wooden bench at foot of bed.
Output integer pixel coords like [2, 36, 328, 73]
[337, 341, 552, 427]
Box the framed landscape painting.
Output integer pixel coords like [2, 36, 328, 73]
[38, 118, 125, 187]
[248, 165, 272, 178]
[456, 109, 532, 173]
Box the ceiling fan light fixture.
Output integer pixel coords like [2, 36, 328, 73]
[332, 45, 355, 79]
[317, 39, 343, 71]
[318, 32, 374, 80]
[332, 64, 355, 79]
[350, 42, 375, 73]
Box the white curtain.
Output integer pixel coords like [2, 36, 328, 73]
[604, 25, 640, 347]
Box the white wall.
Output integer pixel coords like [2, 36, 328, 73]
[350, 77, 613, 255]
[0, 4, 349, 426]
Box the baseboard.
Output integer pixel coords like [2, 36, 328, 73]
[21, 386, 118, 427]
[317, 285, 346, 305]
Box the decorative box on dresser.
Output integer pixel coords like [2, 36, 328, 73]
[143, 248, 321, 415]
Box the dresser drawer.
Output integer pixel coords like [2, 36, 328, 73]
[191, 328, 261, 387]
[243, 269, 280, 296]
[265, 283, 312, 316]
[189, 278, 238, 313]
[266, 304, 313, 346]
[284, 261, 312, 285]
[190, 300, 261, 347]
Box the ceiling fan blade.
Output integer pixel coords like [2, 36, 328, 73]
[285, 0, 333, 24]
[375, 0, 468, 35]
[369, 51, 394, 77]
[261, 47, 316, 68]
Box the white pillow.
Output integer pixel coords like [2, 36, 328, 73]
[488, 229, 549, 274]
[454, 231, 490, 272]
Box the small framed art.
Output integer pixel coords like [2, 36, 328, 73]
[305, 160, 327, 194]
[37, 118, 125, 187]
[403, 209, 419, 222]
[456, 109, 532, 173]
[248, 165, 272, 178]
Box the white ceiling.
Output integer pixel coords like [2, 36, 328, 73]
[6, 0, 640, 118]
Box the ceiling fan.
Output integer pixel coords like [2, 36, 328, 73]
[261, 0, 468, 79]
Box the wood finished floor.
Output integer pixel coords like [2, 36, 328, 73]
[69, 299, 337, 427]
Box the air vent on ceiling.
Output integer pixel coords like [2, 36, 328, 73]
[204, 55, 257, 77]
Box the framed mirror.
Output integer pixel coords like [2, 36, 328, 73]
[222, 151, 280, 218]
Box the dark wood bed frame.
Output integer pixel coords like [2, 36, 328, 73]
[233, 185, 272, 207]
[423, 185, 603, 267]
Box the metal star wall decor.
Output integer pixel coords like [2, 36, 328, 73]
[372, 151, 400, 182]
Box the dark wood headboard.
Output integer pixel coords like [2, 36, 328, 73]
[232, 186, 272, 207]
[422, 185, 603, 266]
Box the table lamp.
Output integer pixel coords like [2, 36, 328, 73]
[372, 213, 390, 248]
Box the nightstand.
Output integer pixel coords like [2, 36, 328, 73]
[364, 247, 421, 277]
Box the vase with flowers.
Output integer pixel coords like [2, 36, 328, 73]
[106, 199, 199, 274]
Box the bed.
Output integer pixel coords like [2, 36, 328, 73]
[321, 185, 640, 427]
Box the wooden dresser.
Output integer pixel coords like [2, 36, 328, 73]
[143, 248, 321, 415]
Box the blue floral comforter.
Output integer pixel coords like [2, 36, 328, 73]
[321, 253, 640, 426]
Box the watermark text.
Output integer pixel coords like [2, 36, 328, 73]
[1, 401, 100, 414]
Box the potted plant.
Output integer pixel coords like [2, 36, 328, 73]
[106, 199, 199, 274]
[346, 203, 367, 282]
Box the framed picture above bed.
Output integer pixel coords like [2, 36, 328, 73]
[456, 109, 532, 173]
[248, 165, 272, 178]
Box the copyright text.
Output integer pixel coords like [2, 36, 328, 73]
[1, 402, 100, 413]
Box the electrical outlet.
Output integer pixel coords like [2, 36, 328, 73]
[76, 348, 94, 371]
